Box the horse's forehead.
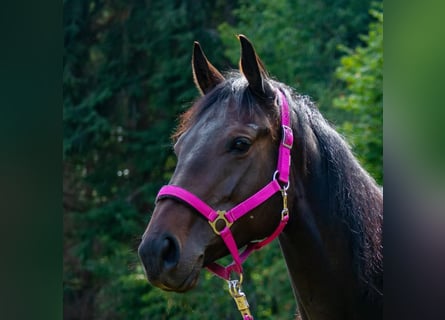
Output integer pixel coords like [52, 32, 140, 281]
[178, 94, 271, 152]
[193, 110, 263, 138]
[194, 108, 229, 134]
[189, 102, 233, 133]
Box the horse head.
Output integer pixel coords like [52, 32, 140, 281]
[138, 36, 287, 292]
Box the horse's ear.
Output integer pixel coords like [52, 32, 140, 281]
[238, 34, 272, 98]
[192, 41, 225, 95]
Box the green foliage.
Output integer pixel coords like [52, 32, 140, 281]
[64, 0, 382, 319]
[218, 0, 375, 117]
[333, 4, 383, 183]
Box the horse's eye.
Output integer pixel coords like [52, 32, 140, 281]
[230, 137, 252, 153]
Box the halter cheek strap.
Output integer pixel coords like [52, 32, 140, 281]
[156, 89, 293, 280]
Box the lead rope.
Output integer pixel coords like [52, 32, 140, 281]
[226, 186, 289, 320]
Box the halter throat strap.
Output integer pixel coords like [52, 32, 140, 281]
[156, 89, 293, 280]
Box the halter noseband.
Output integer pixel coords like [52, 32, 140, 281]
[156, 89, 293, 281]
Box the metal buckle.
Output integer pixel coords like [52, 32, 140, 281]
[281, 125, 293, 149]
[209, 210, 232, 235]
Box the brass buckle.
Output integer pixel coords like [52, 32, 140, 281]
[209, 210, 232, 235]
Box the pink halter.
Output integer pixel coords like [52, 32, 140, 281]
[156, 89, 293, 281]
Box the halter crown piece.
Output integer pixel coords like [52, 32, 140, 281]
[156, 89, 293, 320]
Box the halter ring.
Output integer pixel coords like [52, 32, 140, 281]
[272, 170, 290, 191]
[209, 210, 232, 235]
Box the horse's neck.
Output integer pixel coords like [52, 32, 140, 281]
[278, 161, 382, 320]
[278, 185, 354, 319]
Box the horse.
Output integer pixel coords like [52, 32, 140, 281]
[138, 35, 383, 320]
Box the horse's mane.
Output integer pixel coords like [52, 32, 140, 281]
[174, 71, 383, 297]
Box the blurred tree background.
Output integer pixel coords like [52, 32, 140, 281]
[63, 0, 382, 319]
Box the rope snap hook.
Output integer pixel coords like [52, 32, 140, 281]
[227, 275, 253, 319]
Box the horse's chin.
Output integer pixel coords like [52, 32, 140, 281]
[148, 263, 202, 293]
[158, 277, 200, 293]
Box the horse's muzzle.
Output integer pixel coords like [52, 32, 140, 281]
[138, 232, 202, 292]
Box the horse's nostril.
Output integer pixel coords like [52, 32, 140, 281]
[160, 236, 179, 269]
